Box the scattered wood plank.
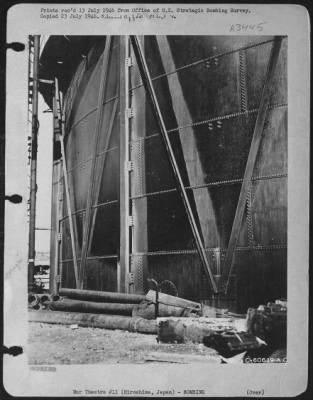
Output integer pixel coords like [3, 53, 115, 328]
[146, 290, 201, 310]
[144, 352, 219, 364]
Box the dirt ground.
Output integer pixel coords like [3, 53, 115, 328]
[28, 322, 220, 365]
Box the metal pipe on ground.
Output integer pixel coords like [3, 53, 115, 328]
[40, 294, 52, 304]
[48, 298, 135, 316]
[132, 301, 198, 320]
[59, 288, 146, 304]
[28, 293, 40, 309]
[146, 290, 201, 310]
[29, 310, 157, 334]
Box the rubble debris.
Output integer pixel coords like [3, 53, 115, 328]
[203, 332, 266, 358]
[157, 317, 244, 344]
[246, 300, 287, 347]
[201, 304, 217, 318]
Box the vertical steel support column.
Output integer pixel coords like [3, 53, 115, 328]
[130, 35, 218, 294]
[130, 36, 148, 294]
[119, 36, 130, 293]
[58, 171, 64, 292]
[49, 94, 60, 294]
[49, 160, 62, 294]
[28, 35, 40, 291]
[223, 37, 282, 294]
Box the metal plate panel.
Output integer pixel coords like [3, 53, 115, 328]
[60, 261, 78, 289]
[252, 178, 287, 246]
[253, 107, 287, 176]
[234, 249, 287, 312]
[85, 259, 117, 292]
[245, 38, 287, 109]
[89, 202, 119, 256]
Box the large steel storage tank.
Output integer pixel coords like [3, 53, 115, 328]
[40, 35, 287, 312]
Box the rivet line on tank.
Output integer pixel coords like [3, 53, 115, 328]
[239, 49, 248, 113]
[129, 172, 287, 201]
[129, 103, 288, 143]
[129, 37, 279, 91]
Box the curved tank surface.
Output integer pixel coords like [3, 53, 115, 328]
[40, 35, 287, 312]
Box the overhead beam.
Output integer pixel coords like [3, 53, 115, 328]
[130, 35, 218, 294]
[223, 37, 283, 294]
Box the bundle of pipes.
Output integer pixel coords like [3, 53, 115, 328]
[47, 288, 203, 319]
[48, 298, 135, 316]
[28, 293, 60, 309]
[51, 289, 146, 317]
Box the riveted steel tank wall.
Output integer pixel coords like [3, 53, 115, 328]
[129, 35, 287, 310]
[59, 37, 120, 291]
[55, 36, 287, 312]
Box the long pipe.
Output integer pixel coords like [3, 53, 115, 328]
[28, 35, 40, 291]
[29, 310, 157, 334]
[130, 36, 218, 294]
[59, 288, 145, 303]
[48, 298, 135, 316]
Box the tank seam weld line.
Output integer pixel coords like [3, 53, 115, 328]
[130, 172, 288, 200]
[239, 49, 248, 113]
